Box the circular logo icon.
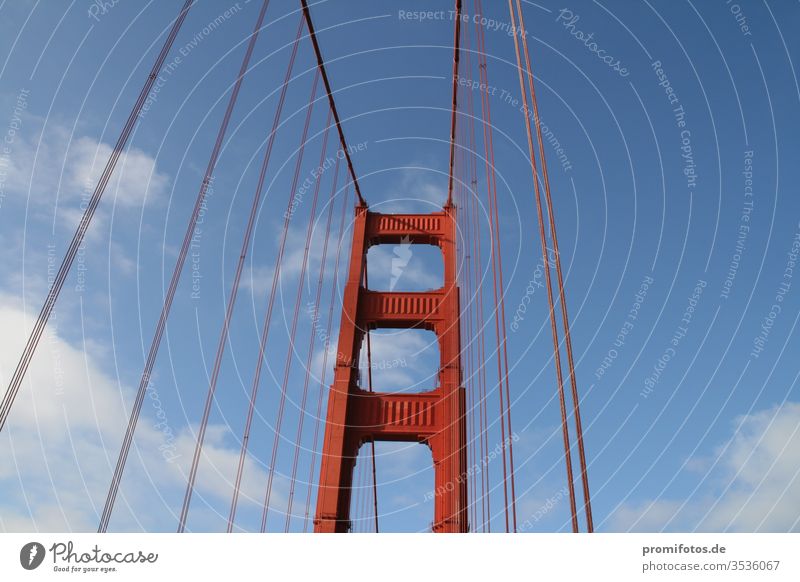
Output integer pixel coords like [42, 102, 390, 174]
[20, 542, 46, 570]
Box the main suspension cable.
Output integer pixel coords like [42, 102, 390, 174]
[300, 0, 366, 206]
[0, 0, 195, 436]
[445, 0, 463, 206]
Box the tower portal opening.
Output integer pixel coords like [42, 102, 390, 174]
[348, 442, 434, 533]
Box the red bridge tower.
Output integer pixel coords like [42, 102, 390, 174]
[314, 202, 468, 532]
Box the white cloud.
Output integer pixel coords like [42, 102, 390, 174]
[305, 327, 438, 396]
[110, 241, 136, 277]
[372, 169, 447, 214]
[701, 402, 800, 531]
[610, 402, 800, 532]
[0, 296, 281, 532]
[362, 330, 438, 392]
[242, 263, 276, 298]
[244, 220, 343, 298]
[4, 116, 169, 214]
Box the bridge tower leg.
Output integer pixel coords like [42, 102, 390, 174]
[314, 202, 467, 533]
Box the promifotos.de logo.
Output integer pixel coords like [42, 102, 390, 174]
[20, 542, 46, 570]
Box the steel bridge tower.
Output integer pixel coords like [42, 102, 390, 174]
[314, 202, 468, 533]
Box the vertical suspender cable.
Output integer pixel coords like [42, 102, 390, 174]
[454, 111, 475, 531]
[0, 0, 195, 435]
[456, 119, 478, 530]
[357, 452, 370, 531]
[473, 0, 517, 531]
[465, 76, 489, 533]
[462, 26, 488, 530]
[225, 68, 320, 532]
[472, 187, 491, 532]
[99, 0, 273, 533]
[513, 0, 593, 531]
[476, 17, 518, 530]
[302, 183, 352, 532]
[468, 79, 491, 530]
[284, 153, 340, 532]
[506, 0, 579, 532]
[485, 146, 511, 532]
[471, 0, 494, 531]
[225, 15, 306, 532]
[261, 97, 328, 531]
[464, 37, 485, 530]
[473, 0, 511, 531]
[363, 268, 380, 533]
[176, 1, 304, 535]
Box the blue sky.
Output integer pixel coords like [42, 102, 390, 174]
[0, 0, 799, 533]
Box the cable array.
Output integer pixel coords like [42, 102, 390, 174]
[507, 0, 593, 531]
[0, 0, 589, 534]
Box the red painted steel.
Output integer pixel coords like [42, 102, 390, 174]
[314, 203, 468, 533]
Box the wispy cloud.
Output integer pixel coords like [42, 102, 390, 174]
[610, 402, 800, 532]
[3, 116, 169, 217]
[0, 296, 280, 532]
